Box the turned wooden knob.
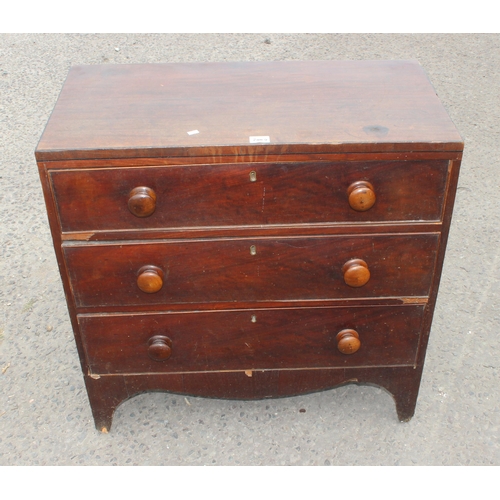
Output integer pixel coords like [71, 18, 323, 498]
[137, 265, 164, 293]
[148, 335, 172, 361]
[347, 181, 376, 211]
[342, 259, 370, 287]
[128, 186, 157, 217]
[336, 329, 361, 354]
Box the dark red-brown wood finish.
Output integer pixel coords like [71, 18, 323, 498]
[35, 60, 463, 432]
[49, 160, 449, 232]
[35, 60, 462, 161]
[63, 234, 439, 309]
[78, 306, 425, 374]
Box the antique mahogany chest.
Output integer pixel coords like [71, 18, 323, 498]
[35, 60, 463, 431]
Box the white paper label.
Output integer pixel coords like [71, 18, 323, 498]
[187, 130, 199, 135]
[249, 136, 270, 144]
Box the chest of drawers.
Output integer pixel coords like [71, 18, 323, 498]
[35, 60, 463, 432]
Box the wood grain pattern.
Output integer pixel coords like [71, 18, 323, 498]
[78, 305, 424, 374]
[35, 60, 463, 430]
[63, 234, 439, 309]
[59, 222, 445, 243]
[75, 297, 429, 315]
[84, 365, 424, 431]
[39, 150, 463, 170]
[49, 159, 449, 232]
[35, 61, 463, 161]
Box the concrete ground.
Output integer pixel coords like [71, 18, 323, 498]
[0, 34, 499, 466]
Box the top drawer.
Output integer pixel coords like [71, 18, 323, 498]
[50, 160, 449, 233]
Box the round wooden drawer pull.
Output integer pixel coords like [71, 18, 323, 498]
[336, 329, 361, 354]
[128, 186, 157, 217]
[148, 335, 172, 361]
[342, 259, 370, 287]
[347, 181, 376, 211]
[137, 265, 164, 293]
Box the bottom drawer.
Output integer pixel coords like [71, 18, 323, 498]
[79, 306, 424, 374]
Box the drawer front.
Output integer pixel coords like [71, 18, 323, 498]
[50, 160, 448, 232]
[79, 306, 424, 374]
[64, 234, 439, 309]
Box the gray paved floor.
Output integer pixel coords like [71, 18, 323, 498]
[1, 34, 499, 465]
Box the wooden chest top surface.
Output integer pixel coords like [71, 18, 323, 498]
[35, 60, 463, 161]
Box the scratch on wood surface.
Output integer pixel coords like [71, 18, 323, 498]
[245, 370, 253, 377]
[400, 297, 428, 305]
[62, 232, 95, 241]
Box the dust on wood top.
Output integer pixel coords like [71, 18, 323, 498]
[35, 60, 463, 161]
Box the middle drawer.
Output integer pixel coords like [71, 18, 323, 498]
[64, 234, 439, 309]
